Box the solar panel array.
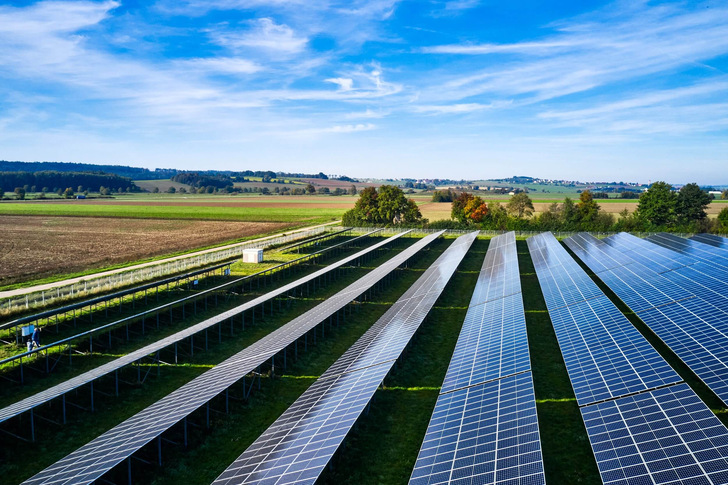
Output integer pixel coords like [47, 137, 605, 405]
[529, 233, 680, 406]
[692, 233, 728, 249]
[565, 232, 728, 405]
[409, 231, 546, 485]
[529, 232, 728, 485]
[647, 232, 728, 270]
[22, 230, 446, 485]
[1, 229, 403, 427]
[212, 232, 478, 485]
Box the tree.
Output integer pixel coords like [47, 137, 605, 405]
[451, 192, 474, 223]
[333, 187, 346, 196]
[722, 190, 728, 200]
[14, 187, 25, 200]
[319, 187, 330, 195]
[348, 184, 358, 196]
[463, 196, 488, 223]
[306, 183, 316, 194]
[377, 185, 409, 223]
[152, 187, 160, 193]
[718, 207, 728, 232]
[676, 183, 711, 223]
[341, 185, 423, 225]
[637, 181, 677, 227]
[577, 190, 600, 222]
[507, 193, 534, 218]
[403, 199, 424, 223]
[63, 187, 75, 198]
[167, 186, 176, 194]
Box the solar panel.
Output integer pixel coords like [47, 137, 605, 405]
[547, 295, 680, 406]
[440, 294, 530, 394]
[648, 233, 728, 269]
[22, 231, 447, 485]
[410, 372, 545, 485]
[534, 232, 728, 483]
[565, 232, 728, 405]
[211, 232, 479, 485]
[1, 229, 410, 427]
[691, 233, 728, 249]
[410, 232, 546, 485]
[582, 383, 728, 485]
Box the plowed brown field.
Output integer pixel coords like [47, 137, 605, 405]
[0, 216, 290, 286]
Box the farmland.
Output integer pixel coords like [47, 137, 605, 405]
[0, 196, 349, 222]
[0, 216, 292, 288]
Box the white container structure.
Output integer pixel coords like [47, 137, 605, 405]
[242, 249, 264, 263]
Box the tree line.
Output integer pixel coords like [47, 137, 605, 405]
[0, 171, 138, 193]
[427, 182, 727, 233]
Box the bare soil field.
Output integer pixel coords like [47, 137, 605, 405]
[0, 216, 291, 286]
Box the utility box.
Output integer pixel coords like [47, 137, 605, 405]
[242, 249, 264, 263]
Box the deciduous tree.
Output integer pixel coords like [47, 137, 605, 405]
[637, 182, 677, 227]
[676, 183, 712, 223]
[506, 193, 534, 218]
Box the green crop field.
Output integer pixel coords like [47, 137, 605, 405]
[0, 202, 346, 222]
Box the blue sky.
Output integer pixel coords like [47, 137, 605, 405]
[0, 0, 727, 183]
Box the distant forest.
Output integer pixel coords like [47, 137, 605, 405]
[0, 161, 336, 182]
[0, 171, 137, 192]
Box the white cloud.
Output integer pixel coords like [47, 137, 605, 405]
[211, 18, 308, 54]
[422, 4, 728, 104]
[413, 103, 496, 114]
[177, 57, 262, 75]
[325, 77, 354, 91]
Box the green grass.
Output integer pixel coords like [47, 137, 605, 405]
[0, 202, 345, 222]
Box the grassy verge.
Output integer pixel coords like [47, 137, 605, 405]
[518, 240, 601, 483]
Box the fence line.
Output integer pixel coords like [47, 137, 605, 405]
[346, 227, 695, 239]
[1, 226, 334, 315]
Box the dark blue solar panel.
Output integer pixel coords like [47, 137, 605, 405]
[548, 295, 681, 406]
[441, 294, 530, 394]
[410, 372, 545, 485]
[215, 362, 392, 485]
[604, 233, 693, 273]
[582, 383, 728, 485]
[648, 233, 728, 269]
[691, 233, 728, 249]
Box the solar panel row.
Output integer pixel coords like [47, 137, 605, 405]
[1, 229, 405, 427]
[410, 231, 546, 485]
[565, 232, 728, 405]
[691, 233, 728, 249]
[211, 232, 478, 485]
[528, 233, 679, 407]
[528, 232, 728, 485]
[22, 230, 446, 485]
[647, 233, 728, 270]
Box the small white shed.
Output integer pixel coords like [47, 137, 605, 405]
[242, 248, 264, 263]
